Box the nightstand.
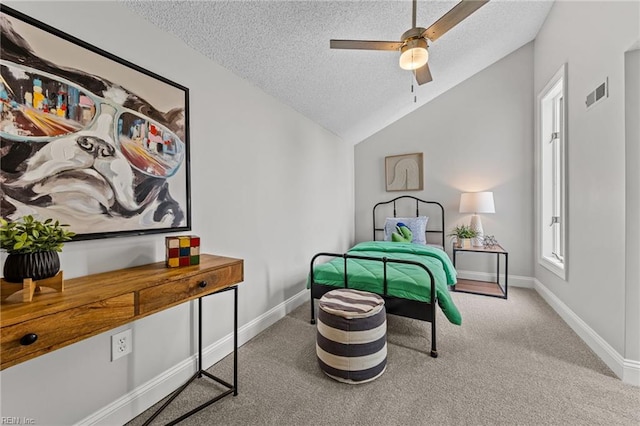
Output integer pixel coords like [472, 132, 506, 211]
[452, 244, 508, 299]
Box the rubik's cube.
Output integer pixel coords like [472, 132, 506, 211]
[166, 235, 200, 267]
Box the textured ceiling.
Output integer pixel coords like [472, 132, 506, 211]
[121, 0, 554, 144]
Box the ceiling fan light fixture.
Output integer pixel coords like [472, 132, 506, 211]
[399, 38, 428, 71]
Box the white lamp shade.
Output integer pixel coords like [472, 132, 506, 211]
[459, 192, 495, 214]
[399, 39, 428, 71]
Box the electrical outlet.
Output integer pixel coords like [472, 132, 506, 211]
[111, 329, 132, 361]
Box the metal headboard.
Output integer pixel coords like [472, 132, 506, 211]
[372, 196, 445, 247]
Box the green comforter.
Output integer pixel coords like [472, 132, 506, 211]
[310, 241, 461, 325]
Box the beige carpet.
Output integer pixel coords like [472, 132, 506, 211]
[128, 288, 640, 425]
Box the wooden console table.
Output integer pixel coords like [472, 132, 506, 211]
[1, 253, 244, 424]
[1, 253, 243, 370]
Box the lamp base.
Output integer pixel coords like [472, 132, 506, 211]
[470, 214, 484, 247]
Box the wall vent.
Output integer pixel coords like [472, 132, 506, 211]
[586, 77, 608, 109]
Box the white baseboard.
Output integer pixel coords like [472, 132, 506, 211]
[623, 356, 640, 386]
[456, 270, 534, 288]
[534, 279, 640, 387]
[77, 289, 310, 426]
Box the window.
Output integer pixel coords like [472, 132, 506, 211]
[537, 64, 567, 279]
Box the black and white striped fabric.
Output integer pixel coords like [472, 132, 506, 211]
[316, 289, 387, 384]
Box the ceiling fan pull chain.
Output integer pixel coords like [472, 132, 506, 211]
[411, 75, 417, 103]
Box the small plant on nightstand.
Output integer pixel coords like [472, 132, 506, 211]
[447, 224, 478, 249]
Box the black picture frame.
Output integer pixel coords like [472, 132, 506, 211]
[0, 5, 191, 241]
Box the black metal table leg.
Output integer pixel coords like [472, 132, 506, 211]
[142, 286, 238, 426]
[233, 285, 238, 396]
[198, 297, 203, 374]
[504, 253, 508, 299]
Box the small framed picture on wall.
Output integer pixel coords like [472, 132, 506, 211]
[385, 152, 424, 191]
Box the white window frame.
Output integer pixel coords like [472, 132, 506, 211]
[536, 64, 568, 280]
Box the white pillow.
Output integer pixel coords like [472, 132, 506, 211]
[383, 216, 429, 245]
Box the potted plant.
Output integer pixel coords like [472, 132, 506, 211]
[0, 215, 75, 283]
[447, 224, 478, 249]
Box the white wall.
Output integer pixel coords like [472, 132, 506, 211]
[625, 48, 640, 365]
[354, 43, 534, 279]
[533, 0, 639, 365]
[0, 2, 354, 425]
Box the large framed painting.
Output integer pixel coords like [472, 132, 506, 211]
[0, 5, 191, 241]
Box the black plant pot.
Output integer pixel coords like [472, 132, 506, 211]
[3, 251, 60, 283]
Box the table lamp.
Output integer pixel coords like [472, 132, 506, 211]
[459, 192, 495, 246]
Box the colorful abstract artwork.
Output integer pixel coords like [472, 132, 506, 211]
[165, 236, 200, 267]
[0, 6, 191, 240]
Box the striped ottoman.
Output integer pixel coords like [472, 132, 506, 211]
[316, 289, 387, 384]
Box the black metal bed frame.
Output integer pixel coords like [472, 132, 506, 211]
[309, 252, 438, 357]
[373, 195, 445, 247]
[308, 196, 446, 358]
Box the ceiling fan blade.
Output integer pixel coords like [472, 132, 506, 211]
[415, 63, 433, 85]
[330, 40, 403, 51]
[422, 0, 489, 42]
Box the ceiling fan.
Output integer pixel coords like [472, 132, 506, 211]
[330, 0, 489, 85]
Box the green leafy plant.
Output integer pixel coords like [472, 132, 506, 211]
[0, 215, 75, 254]
[447, 224, 479, 240]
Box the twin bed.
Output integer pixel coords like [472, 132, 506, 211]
[308, 196, 461, 358]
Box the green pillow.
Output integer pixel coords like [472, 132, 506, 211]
[391, 223, 412, 243]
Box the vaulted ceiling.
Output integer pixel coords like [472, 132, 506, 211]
[122, 0, 554, 144]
